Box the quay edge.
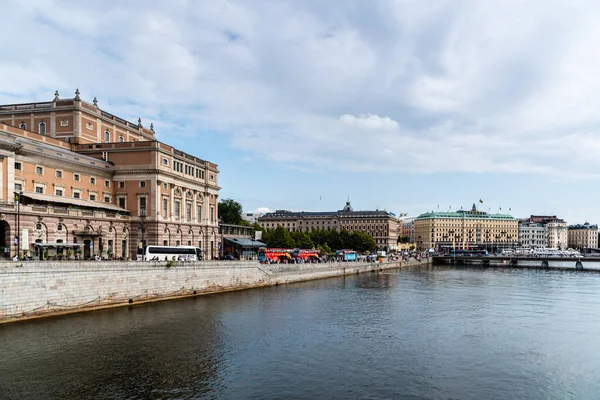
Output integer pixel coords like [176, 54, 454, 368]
[0, 258, 430, 324]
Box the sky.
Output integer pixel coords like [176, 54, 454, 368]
[3, 0, 600, 224]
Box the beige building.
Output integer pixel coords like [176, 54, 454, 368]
[0, 90, 220, 260]
[414, 204, 518, 251]
[567, 223, 598, 249]
[257, 201, 400, 251]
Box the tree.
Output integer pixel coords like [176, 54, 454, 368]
[218, 199, 244, 225]
[263, 227, 295, 248]
[291, 231, 314, 249]
[349, 231, 376, 253]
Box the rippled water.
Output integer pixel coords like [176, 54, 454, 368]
[2, 265, 600, 399]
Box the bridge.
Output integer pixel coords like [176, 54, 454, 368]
[432, 255, 600, 271]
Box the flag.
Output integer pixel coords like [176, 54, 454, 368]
[509, 207, 511, 211]
[499, 207, 502, 211]
[479, 199, 483, 203]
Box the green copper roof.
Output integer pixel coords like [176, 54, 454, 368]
[415, 209, 517, 221]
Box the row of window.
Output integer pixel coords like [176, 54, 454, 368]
[19, 121, 46, 135]
[169, 159, 213, 180]
[160, 198, 215, 222]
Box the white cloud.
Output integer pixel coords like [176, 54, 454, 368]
[3, 0, 600, 178]
[340, 114, 399, 132]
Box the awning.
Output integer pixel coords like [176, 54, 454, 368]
[224, 238, 267, 248]
[21, 192, 128, 213]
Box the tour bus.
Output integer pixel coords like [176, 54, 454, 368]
[257, 248, 294, 263]
[336, 249, 358, 261]
[137, 245, 203, 261]
[292, 248, 322, 263]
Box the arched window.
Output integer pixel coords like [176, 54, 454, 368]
[39, 122, 46, 135]
[104, 131, 110, 142]
[19, 122, 26, 130]
[118, 135, 124, 143]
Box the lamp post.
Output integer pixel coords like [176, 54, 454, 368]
[139, 207, 146, 260]
[14, 191, 23, 260]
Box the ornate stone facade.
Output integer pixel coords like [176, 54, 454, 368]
[0, 92, 220, 260]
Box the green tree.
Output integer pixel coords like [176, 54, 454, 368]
[218, 199, 244, 225]
[291, 231, 314, 249]
[349, 231, 376, 253]
[263, 227, 294, 248]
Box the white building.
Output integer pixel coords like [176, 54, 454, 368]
[519, 215, 567, 250]
[242, 212, 264, 225]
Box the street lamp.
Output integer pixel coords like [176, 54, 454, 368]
[14, 191, 23, 260]
[139, 207, 146, 259]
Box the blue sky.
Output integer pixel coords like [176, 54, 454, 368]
[4, 0, 600, 224]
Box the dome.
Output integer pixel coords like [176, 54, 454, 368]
[342, 201, 353, 212]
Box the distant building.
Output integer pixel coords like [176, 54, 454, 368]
[414, 204, 519, 251]
[518, 221, 546, 248]
[257, 201, 399, 251]
[400, 217, 415, 243]
[567, 222, 598, 249]
[242, 212, 264, 225]
[519, 216, 568, 250]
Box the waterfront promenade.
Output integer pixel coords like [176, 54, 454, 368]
[0, 258, 429, 324]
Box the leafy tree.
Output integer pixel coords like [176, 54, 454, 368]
[398, 236, 411, 243]
[263, 227, 294, 248]
[218, 199, 244, 225]
[349, 231, 376, 253]
[291, 231, 314, 249]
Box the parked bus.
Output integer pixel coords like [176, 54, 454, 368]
[137, 245, 203, 261]
[292, 248, 321, 263]
[336, 249, 358, 261]
[257, 248, 294, 263]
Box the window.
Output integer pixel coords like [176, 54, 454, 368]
[55, 170, 63, 178]
[14, 162, 22, 171]
[90, 177, 96, 185]
[140, 181, 146, 188]
[39, 122, 46, 135]
[104, 180, 110, 188]
[210, 174, 214, 181]
[19, 122, 26, 130]
[35, 186, 43, 194]
[119, 181, 125, 188]
[74, 191, 81, 199]
[197, 205, 202, 222]
[210, 206, 214, 223]
[14, 183, 22, 191]
[57, 224, 63, 231]
[74, 173, 80, 182]
[118, 135, 124, 143]
[118, 196, 126, 209]
[104, 131, 110, 142]
[55, 189, 63, 196]
[139, 197, 147, 214]
[174, 200, 180, 219]
[163, 182, 168, 189]
[162, 158, 168, 166]
[102, 152, 108, 161]
[104, 196, 111, 203]
[36, 166, 43, 175]
[186, 203, 192, 222]
[162, 198, 168, 216]
[90, 194, 96, 201]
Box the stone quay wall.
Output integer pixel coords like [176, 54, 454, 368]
[0, 258, 430, 323]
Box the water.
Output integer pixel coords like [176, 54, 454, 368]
[2, 265, 600, 399]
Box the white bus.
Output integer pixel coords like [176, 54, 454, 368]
[137, 245, 203, 261]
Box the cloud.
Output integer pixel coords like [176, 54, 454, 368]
[3, 0, 600, 178]
[340, 114, 399, 132]
[255, 207, 271, 214]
